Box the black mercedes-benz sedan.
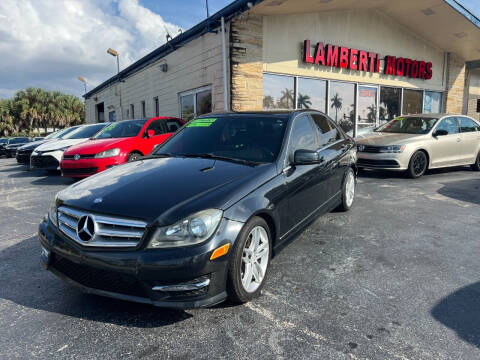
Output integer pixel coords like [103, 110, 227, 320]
[39, 110, 357, 309]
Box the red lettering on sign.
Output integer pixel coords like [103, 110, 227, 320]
[411, 60, 419, 78]
[396, 57, 405, 76]
[425, 62, 433, 79]
[339, 47, 349, 68]
[314, 42, 325, 65]
[376, 53, 381, 73]
[404, 58, 412, 77]
[358, 50, 368, 71]
[304, 40, 314, 64]
[349, 48, 358, 70]
[418, 61, 426, 79]
[385, 56, 396, 75]
[326, 44, 339, 67]
[368, 52, 377, 72]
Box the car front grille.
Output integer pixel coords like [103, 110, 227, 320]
[57, 205, 148, 248]
[52, 254, 146, 297]
[62, 167, 98, 176]
[63, 154, 96, 160]
[358, 145, 381, 153]
[31, 155, 59, 168]
[16, 150, 33, 164]
[357, 159, 400, 168]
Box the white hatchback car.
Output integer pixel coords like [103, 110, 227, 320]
[31, 123, 109, 171]
[356, 114, 480, 178]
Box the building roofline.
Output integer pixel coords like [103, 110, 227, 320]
[84, 0, 265, 99]
[84, 0, 480, 99]
[444, 0, 480, 30]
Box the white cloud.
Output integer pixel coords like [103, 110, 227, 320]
[0, 0, 182, 98]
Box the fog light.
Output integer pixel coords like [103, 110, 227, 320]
[41, 246, 50, 263]
[152, 276, 210, 292]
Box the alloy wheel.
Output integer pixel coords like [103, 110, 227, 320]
[413, 153, 426, 176]
[241, 226, 269, 293]
[345, 170, 355, 207]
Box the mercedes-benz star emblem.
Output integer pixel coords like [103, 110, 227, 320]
[76, 215, 96, 242]
[74, 154, 80, 161]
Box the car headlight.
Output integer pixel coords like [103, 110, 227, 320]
[148, 209, 223, 248]
[95, 148, 121, 158]
[379, 145, 405, 153]
[48, 198, 58, 227]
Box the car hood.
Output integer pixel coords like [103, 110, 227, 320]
[18, 139, 54, 151]
[6, 143, 27, 149]
[64, 138, 131, 155]
[355, 132, 427, 146]
[58, 157, 276, 224]
[34, 138, 88, 153]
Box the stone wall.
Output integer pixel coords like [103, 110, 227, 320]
[444, 53, 467, 114]
[230, 13, 263, 111]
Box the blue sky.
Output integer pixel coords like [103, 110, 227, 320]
[0, 0, 479, 99]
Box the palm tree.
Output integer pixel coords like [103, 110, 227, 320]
[330, 93, 343, 121]
[279, 88, 294, 109]
[297, 93, 312, 109]
[367, 105, 377, 122]
[263, 95, 275, 109]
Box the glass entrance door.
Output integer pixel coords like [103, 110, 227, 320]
[357, 85, 378, 133]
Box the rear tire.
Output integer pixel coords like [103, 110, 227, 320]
[407, 151, 428, 179]
[127, 152, 142, 162]
[336, 167, 356, 212]
[227, 217, 272, 304]
[471, 152, 480, 171]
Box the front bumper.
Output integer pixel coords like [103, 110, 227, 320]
[38, 216, 243, 309]
[16, 150, 33, 164]
[357, 151, 411, 170]
[31, 151, 63, 170]
[60, 156, 124, 178]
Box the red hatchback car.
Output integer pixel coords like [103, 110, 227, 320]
[61, 117, 184, 178]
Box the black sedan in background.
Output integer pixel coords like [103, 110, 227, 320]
[0, 138, 7, 156]
[39, 110, 357, 308]
[4, 137, 31, 158]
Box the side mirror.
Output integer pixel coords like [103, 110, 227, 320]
[293, 149, 321, 165]
[433, 129, 448, 137]
[145, 129, 155, 138]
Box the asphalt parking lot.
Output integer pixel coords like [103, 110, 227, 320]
[0, 158, 479, 359]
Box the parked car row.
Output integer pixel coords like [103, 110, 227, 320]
[3, 116, 184, 177]
[4, 110, 479, 309]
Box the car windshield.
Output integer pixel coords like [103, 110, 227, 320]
[94, 119, 147, 139]
[154, 115, 288, 163]
[9, 137, 28, 144]
[56, 126, 80, 139]
[0, 139, 7, 144]
[63, 124, 108, 139]
[376, 116, 439, 134]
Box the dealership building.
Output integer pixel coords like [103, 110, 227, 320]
[84, 0, 480, 135]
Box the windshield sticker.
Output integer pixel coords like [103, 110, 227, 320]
[186, 118, 217, 127]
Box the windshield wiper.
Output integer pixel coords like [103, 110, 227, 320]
[180, 153, 259, 165]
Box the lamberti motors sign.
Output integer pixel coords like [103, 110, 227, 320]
[303, 40, 433, 80]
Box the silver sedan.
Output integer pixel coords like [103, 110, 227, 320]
[355, 114, 480, 178]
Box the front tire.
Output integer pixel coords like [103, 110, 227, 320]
[227, 217, 272, 304]
[407, 151, 428, 179]
[336, 167, 356, 212]
[126, 152, 142, 162]
[471, 152, 480, 171]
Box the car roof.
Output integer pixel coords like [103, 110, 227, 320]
[198, 109, 321, 119]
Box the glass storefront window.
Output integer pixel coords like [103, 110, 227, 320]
[297, 77, 327, 112]
[423, 91, 442, 113]
[180, 87, 212, 121]
[196, 89, 212, 116]
[402, 89, 423, 115]
[263, 73, 295, 110]
[329, 81, 355, 133]
[180, 94, 195, 121]
[379, 87, 401, 122]
[357, 86, 377, 129]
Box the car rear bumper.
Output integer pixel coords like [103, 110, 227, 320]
[60, 157, 123, 178]
[38, 216, 244, 309]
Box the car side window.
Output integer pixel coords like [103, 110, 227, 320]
[435, 117, 459, 135]
[288, 115, 317, 162]
[164, 119, 182, 133]
[458, 117, 479, 133]
[311, 114, 342, 148]
[146, 120, 165, 136]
